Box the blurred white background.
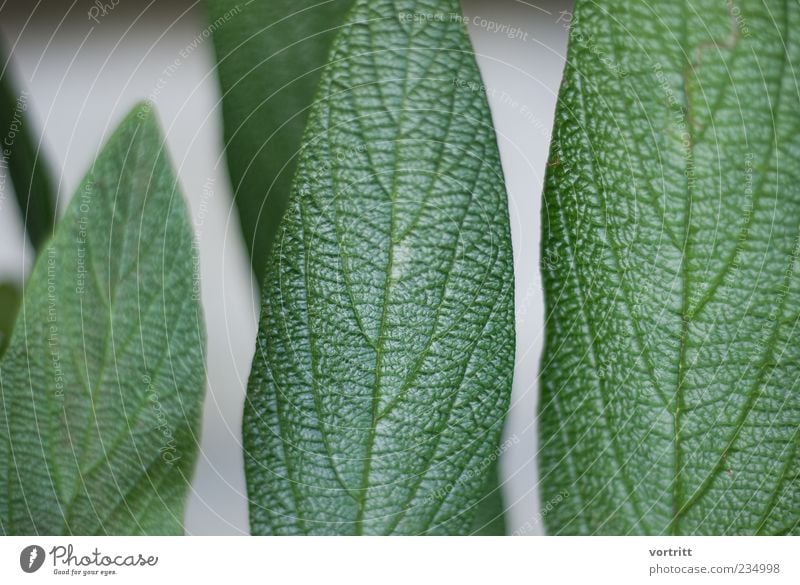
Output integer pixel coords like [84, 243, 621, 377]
[0, 0, 571, 535]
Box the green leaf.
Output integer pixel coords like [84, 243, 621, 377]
[207, 0, 354, 283]
[0, 104, 206, 535]
[469, 466, 506, 535]
[1, 49, 57, 251]
[540, 0, 800, 535]
[212, 0, 508, 533]
[0, 283, 21, 357]
[245, 0, 515, 535]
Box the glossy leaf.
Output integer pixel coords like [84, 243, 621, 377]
[207, 0, 354, 283]
[540, 0, 800, 535]
[245, 0, 515, 535]
[0, 104, 206, 535]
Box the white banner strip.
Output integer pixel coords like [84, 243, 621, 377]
[1, 536, 797, 584]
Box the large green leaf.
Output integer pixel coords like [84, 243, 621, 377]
[0, 104, 206, 535]
[212, 0, 509, 534]
[245, 0, 515, 535]
[540, 0, 800, 535]
[207, 0, 354, 283]
[1, 48, 57, 251]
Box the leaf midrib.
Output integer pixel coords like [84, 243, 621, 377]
[352, 19, 411, 534]
[352, 25, 469, 534]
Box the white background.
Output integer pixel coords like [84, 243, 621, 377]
[0, 0, 571, 535]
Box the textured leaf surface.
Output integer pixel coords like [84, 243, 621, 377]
[245, 0, 515, 535]
[540, 0, 800, 535]
[1, 50, 56, 251]
[0, 104, 205, 535]
[207, 0, 354, 282]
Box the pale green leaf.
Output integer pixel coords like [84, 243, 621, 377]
[0, 104, 206, 535]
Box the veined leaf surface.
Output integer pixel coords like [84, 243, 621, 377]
[540, 0, 800, 535]
[0, 104, 206, 535]
[245, 0, 515, 535]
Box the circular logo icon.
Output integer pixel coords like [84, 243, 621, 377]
[20, 545, 45, 573]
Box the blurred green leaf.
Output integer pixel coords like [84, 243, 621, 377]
[470, 466, 507, 535]
[1, 47, 57, 251]
[207, 0, 354, 283]
[0, 283, 21, 357]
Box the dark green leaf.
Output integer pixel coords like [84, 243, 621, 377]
[470, 466, 506, 535]
[540, 0, 800, 535]
[1, 48, 57, 251]
[0, 283, 21, 357]
[0, 104, 206, 535]
[245, 0, 515, 535]
[207, 0, 354, 282]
